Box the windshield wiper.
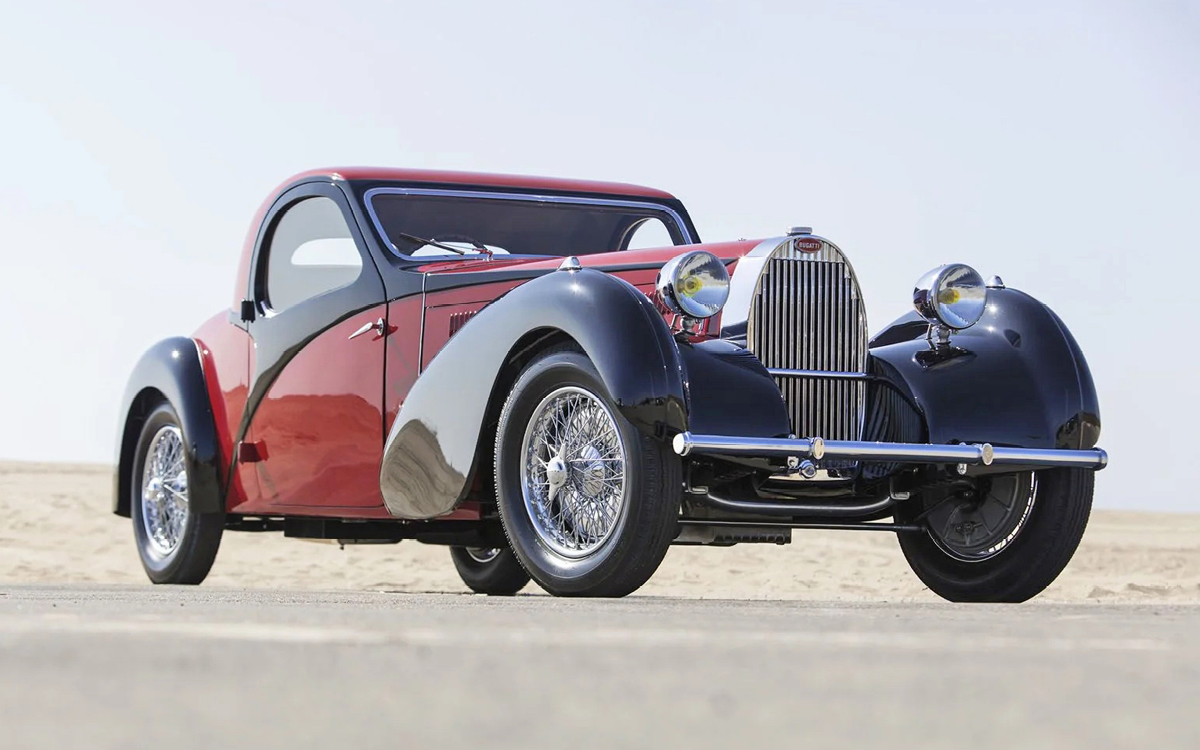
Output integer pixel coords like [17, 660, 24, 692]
[392, 230, 472, 255]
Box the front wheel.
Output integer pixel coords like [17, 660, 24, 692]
[895, 468, 1094, 602]
[449, 547, 530, 595]
[494, 348, 681, 597]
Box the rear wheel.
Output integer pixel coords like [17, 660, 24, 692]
[449, 546, 530, 595]
[494, 348, 681, 597]
[895, 468, 1093, 602]
[130, 403, 224, 584]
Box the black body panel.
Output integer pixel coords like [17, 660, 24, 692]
[868, 287, 1101, 451]
[236, 180, 388, 447]
[112, 337, 223, 516]
[379, 268, 794, 519]
[678, 339, 791, 439]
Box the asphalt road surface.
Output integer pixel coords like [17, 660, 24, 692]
[0, 585, 1196, 749]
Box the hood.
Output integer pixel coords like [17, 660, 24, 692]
[416, 240, 763, 277]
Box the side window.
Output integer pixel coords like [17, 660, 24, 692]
[264, 197, 363, 312]
[624, 217, 675, 250]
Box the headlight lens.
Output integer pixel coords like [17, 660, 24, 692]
[656, 250, 730, 319]
[913, 263, 988, 330]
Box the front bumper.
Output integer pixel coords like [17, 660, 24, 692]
[672, 432, 1108, 470]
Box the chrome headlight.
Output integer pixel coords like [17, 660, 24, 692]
[913, 263, 988, 330]
[656, 250, 730, 319]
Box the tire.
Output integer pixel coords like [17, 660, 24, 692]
[130, 402, 224, 584]
[494, 347, 681, 597]
[895, 468, 1094, 602]
[449, 547, 531, 595]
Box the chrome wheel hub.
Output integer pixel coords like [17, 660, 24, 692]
[545, 456, 568, 490]
[140, 425, 189, 560]
[519, 386, 628, 559]
[926, 473, 1036, 561]
[465, 547, 501, 564]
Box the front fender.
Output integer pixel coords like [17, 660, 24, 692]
[113, 337, 224, 516]
[380, 268, 684, 519]
[869, 287, 1101, 451]
[379, 268, 791, 519]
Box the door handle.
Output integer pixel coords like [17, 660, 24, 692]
[349, 317, 386, 340]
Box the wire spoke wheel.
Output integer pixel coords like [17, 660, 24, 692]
[924, 473, 1036, 562]
[519, 386, 628, 559]
[139, 425, 190, 560]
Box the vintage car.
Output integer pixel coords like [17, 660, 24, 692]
[114, 167, 1106, 601]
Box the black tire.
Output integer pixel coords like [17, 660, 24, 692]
[494, 348, 681, 597]
[895, 468, 1094, 602]
[449, 547, 531, 595]
[130, 402, 224, 585]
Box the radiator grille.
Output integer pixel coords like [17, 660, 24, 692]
[747, 238, 868, 443]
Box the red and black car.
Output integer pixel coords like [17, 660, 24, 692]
[114, 167, 1107, 601]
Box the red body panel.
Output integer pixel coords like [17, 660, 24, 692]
[416, 241, 757, 367]
[234, 308, 389, 514]
[193, 314, 255, 508]
[383, 294, 424, 436]
[284, 167, 678, 200]
[213, 167, 755, 522]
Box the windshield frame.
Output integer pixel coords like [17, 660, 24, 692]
[362, 186, 697, 262]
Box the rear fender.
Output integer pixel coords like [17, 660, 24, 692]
[113, 337, 224, 516]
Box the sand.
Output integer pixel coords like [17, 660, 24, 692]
[2, 461, 1197, 602]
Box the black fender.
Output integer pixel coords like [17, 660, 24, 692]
[379, 267, 790, 519]
[677, 339, 791, 438]
[113, 337, 224, 517]
[868, 287, 1101, 451]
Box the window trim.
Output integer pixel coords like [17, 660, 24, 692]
[362, 186, 697, 261]
[256, 193, 365, 316]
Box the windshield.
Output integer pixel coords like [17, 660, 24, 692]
[366, 189, 689, 259]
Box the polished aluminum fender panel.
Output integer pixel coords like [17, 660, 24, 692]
[113, 337, 224, 517]
[380, 268, 687, 519]
[869, 287, 1101, 451]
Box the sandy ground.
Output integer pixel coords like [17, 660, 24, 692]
[2, 461, 1198, 602]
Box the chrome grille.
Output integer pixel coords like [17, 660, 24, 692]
[747, 238, 868, 443]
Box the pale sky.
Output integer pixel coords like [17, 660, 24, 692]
[1, 1, 1197, 510]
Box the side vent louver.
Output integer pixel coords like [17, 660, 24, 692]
[448, 311, 477, 339]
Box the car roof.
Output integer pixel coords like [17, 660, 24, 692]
[282, 167, 678, 201]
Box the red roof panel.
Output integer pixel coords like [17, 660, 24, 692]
[279, 167, 677, 200]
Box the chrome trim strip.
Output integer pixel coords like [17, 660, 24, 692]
[673, 432, 1109, 470]
[766, 368, 873, 380]
[821, 440, 994, 466]
[362, 186, 696, 261]
[673, 433, 826, 460]
[719, 237, 783, 336]
[987, 446, 1109, 469]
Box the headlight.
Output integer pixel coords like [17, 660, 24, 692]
[656, 250, 730, 319]
[913, 263, 988, 330]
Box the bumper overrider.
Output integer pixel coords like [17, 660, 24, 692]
[672, 433, 1108, 471]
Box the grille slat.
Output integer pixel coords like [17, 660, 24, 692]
[747, 239, 868, 444]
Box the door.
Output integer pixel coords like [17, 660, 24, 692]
[237, 183, 389, 511]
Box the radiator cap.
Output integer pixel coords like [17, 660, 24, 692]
[788, 226, 813, 236]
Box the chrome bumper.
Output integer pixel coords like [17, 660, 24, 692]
[672, 432, 1108, 470]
